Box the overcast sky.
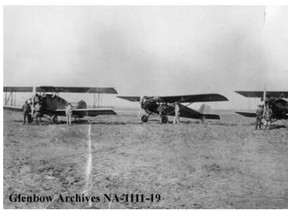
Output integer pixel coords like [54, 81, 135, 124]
[3, 6, 288, 109]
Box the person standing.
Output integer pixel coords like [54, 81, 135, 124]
[264, 105, 273, 130]
[173, 102, 180, 124]
[255, 105, 263, 130]
[65, 103, 73, 125]
[34, 102, 42, 125]
[22, 101, 31, 125]
[33, 93, 40, 105]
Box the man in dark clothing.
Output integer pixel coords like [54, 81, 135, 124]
[27, 99, 33, 123]
[255, 105, 264, 130]
[22, 101, 31, 125]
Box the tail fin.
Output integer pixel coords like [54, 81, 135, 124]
[199, 104, 220, 120]
[199, 104, 211, 114]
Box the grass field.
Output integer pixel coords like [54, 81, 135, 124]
[3, 109, 288, 209]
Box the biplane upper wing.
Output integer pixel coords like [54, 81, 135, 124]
[160, 93, 228, 103]
[164, 104, 220, 120]
[3, 86, 118, 94]
[117, 96, 141, 102]
[235, 91, 288, 98]
[37, 86, 118, 94]
[235, 111, 256, 118]
[3, 86, 33, 92]
[54, 108, 117, 117]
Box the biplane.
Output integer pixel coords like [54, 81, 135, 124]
[118, 93, 228, 123]
[235, 91, 288, 126]
[3, 86, 118, 123]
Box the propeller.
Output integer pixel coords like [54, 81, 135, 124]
[263, 83, 267, 115]
[138, 96, 145, 118]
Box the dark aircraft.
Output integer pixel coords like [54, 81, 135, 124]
[235, 91, 288, 125]
[118, 93, 228, 123]
[4, 86, 118, 123]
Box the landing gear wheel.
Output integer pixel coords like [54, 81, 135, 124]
[141, 114, 148, 123]
[51, 115, 58, 124]
[161, 115, 168, 124]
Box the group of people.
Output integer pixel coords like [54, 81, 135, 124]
[21, 93, 277, 127]
[157, 102, 180, 124]
[22, 94, 44, 125]
[255, 98, 273, 130]
[22, 95, 74, 125]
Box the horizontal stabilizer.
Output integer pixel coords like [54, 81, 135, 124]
[235, 111, 256, 118]
[202, 114, 220, 120]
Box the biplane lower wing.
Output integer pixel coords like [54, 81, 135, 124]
[235, 111, 256, 118]
[117, 96, 141, 102]
[4, 105, 23, 112]
[54, 108, 117, 117]
[164, 104, 220, 120]
[73, 108, 117, 116]
[236, 111, 287, 119]
[4, 106, 116, 116]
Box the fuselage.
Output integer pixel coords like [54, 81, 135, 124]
[141, 96, 164, 115]
[39, 94, 87, 118]
[270, 98, 288, 119]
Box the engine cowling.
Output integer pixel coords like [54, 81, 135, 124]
[140, 96, 149, 109]
[75, 100, 87, 118]
[76, 100, 87, 109]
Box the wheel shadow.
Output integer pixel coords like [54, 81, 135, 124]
[266, 124, 287, 130]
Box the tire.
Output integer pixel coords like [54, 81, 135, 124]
[161, 115, 168, 124]
[141, 114, 148, 123]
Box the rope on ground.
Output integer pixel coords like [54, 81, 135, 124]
[83, 124, 93, 207]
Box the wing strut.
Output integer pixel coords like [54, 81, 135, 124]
[93, 92, 102, 108]
[5, 91, 16, 106]
[263, 86, 267, 118]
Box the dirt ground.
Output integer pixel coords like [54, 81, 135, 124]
[3, 109, 288, 209]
